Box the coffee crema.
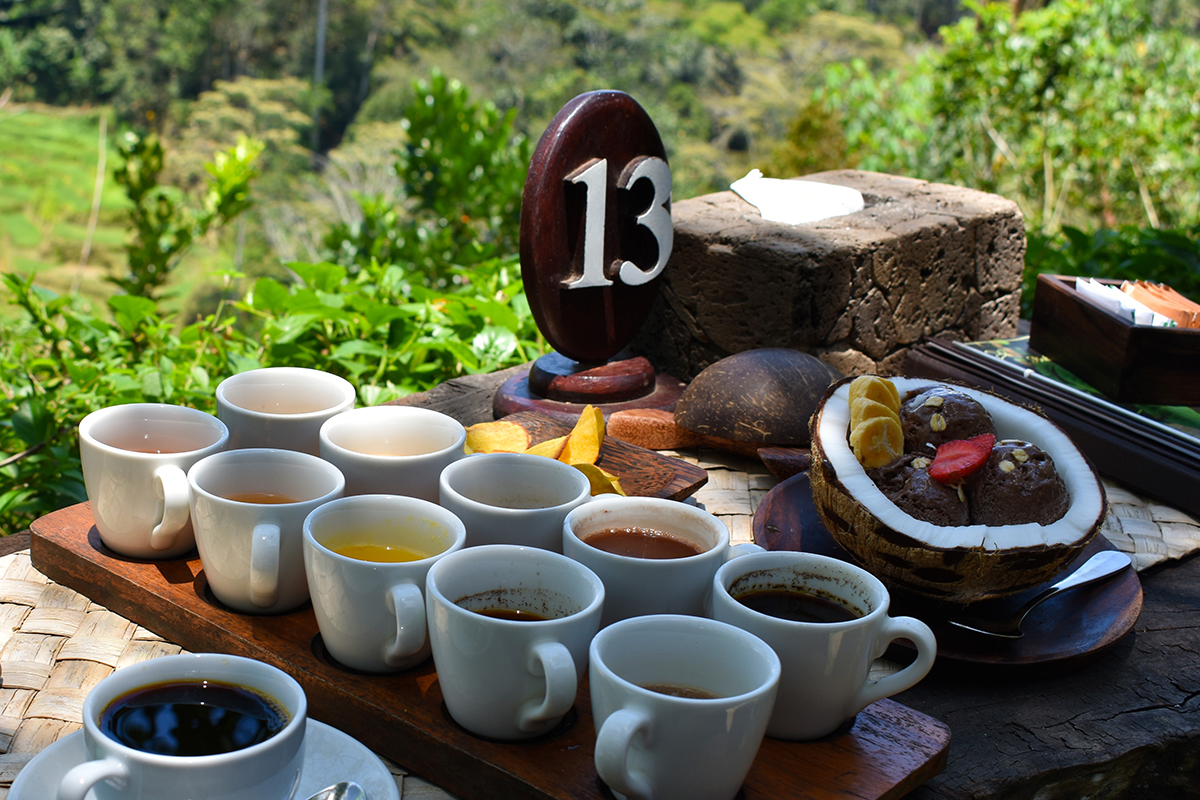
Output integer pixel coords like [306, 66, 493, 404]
[100, 679, 288, 757]
[583, 527, 704, 559]
[471, 607, 550, 622]
[641, 682, 723, 700]
[223, 491, 299, 505]
[735, 588, 860, 624]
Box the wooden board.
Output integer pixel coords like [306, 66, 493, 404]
[501, 410, 706, 501]
[31, 502, 950, 800]
[753, 472, 1143, 675]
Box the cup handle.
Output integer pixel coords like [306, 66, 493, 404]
[517, 640, 577, 733]
[59, 757, 130, 800]
[725, 542, 766, 561]
[250, 523, 281, 608]
[383, 582, 426, 667]
[594, 707, 654, 800]
[850, 615, 937, 713]
[150, 464, 190, 551]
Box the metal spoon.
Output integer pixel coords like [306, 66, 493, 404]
[303, 782, 367, 800]
[948, 550, 1132, 639]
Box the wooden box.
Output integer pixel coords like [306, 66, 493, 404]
[1029, 274, 1200, 405]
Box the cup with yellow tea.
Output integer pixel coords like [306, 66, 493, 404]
[302, 493, 466, 672]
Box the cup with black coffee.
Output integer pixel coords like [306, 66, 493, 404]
[424, 544, 604, 740]
[589, 614, 780, 800]
[562, 496, 763, 627]
[57, 653, 306, 800]
[711, 551, 937, 741]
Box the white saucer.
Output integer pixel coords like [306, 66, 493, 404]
[9, 719, 400, 800]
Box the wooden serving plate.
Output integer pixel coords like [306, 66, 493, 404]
[31, 503, 950, 800]
[753, 472, 1143, 674]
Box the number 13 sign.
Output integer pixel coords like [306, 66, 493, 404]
[520, 91, 673, 365]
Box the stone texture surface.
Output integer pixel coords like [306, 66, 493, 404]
[631, 170, 1026, 382]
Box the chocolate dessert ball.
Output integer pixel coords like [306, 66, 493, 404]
[901, 386, 995, 453]
[869, 453, 971, 527]
[968, 440, 1070, 526]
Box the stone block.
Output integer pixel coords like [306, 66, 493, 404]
[631, 170, 1025, 381]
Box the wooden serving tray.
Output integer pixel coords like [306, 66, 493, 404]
[31, 503, 950, 800]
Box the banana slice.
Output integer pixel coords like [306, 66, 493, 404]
[849, 416, 903, 469]
[848, 375, 900, 414]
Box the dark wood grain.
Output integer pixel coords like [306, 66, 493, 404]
[1029, 274, 1200, 405]
[30, 502, 950, 800]
[492, 373, 685, 428]
[753, 472, 1143, 675]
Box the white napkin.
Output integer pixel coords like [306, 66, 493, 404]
[731, 169, 865, 225]
[1074, 277, 1176, 327]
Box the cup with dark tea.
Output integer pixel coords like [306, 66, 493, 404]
[57, 653, 306, 800]
[589, 614, 780, 800]
[79, 403, 229, 559]
[303, 493, 466, 672]
[216, 367, 356, 456]
[424, 544, 604, 740]
[711, 551, 937, 741]
[562, 496, 763, 626]
[187, 447, 345, 613]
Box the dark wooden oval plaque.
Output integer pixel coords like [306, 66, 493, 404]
[520, 90, 671, 364]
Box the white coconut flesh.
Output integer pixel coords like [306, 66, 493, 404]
[816, 377, 1105, 552]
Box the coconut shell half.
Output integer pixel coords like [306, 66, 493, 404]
[809, 376, 1107, 604]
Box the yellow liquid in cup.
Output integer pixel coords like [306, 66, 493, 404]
[330, 542, 434, 563]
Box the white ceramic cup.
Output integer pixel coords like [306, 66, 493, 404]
[425, 544, 604, 740]
[711, 551, 937, 741]
[57, 653, 306, 800]
[79, 404, 229, 559]
[187, 448, 345, 614]
[319, 405, 466, 501]
[589, 614, 780, 800]
[303, 494, 466, 672]
[563, 496, 764, 627]
[439, 453, 594, 553]
[216, 367, 356, 456]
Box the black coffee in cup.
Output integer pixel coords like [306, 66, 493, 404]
[100, 679, 289, 756]
[735, 588, 861, 624]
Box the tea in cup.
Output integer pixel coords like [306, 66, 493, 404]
[216, 367, 355, 456]
[79, 403, 229, 559]
[425, 544, 604, 740]
[589, 614, 780, 800]
[187, 448, 345, 613]
[57, 653, 306, 800]
[439, 452, 594, 552]
[711, 551, 937, 741]
[303, 493, 466, 672]
[563, 496, 763, 626]
[318, 405, 466, 501]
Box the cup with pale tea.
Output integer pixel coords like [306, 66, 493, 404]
[711, 551, 937, 741]
[303, 493, 466, 672]
[589, 614, 780, 800]
[57, 653, 306, 800]
[216, 367, 356, 456]
[318, 405, 466, 501]
[439, 452, 594, 553]
[79, 403, 229, 559]
[563, 496, 763, 627]
[187, 448, 345, 614]
[425, 544, 604, 740]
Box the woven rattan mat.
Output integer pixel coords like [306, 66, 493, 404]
[0, 451, 1195, 798]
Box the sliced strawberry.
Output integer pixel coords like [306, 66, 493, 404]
[929, 433, 996, 485]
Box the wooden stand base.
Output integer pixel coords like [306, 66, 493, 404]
[31, 503, 950, 800]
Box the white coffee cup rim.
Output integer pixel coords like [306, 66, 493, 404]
[440, 453, 591, 513]
[319, 405, 466, 461]
[188, 447, 346, 505]
[217, 367, 356, 420]
[714, 550, 886, 624]
[79, 403, 229, 457]
[564, 496, 727, 560]
[303, 493, 466, 565]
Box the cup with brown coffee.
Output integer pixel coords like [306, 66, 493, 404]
[57, 652, 306, 800]
[562, 496, 763, 627]
[216, 367, 356, 456]
[303, 493, 466, 672]
[424, 544, 604, 740]
[711, 551, 937, 741]
[187, 448, 345, 613]
[79, 403, 229, 559]
[589, 614, 780, 800]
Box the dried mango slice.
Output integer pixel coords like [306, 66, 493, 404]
[573, 463, 626, 496]
[559, 405, 605, 466]
[524, 435, 568, 459]
[464, 420, 532, 454]
[850, 397, 901, 431]
[848, 375, 900, 414]
[849, 416, 903, 469]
